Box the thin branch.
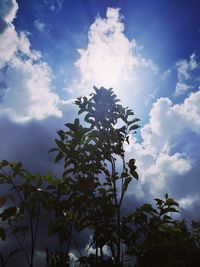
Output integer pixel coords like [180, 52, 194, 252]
[9, 222, 31, 266]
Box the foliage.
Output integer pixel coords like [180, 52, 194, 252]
[51, 86, 139, 265]
[123, 193, 200, 267]
[0, 160, 48, 267]
[0, 87, 199, 266]
[45, 248, 71, 267]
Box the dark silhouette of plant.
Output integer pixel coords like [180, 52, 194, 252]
[0, 160, 46, 267]
[51, 86, 140, 265]
[123, 193, 200, 267]
[0, 86, 200, 267]
[45, 248, 71, 267]
[78, 254, 116, 266]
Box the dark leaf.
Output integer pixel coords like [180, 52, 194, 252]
[0, 206, 16, 221]
[0, 196, 7, 208]
[54, 152, 64, 163]
[123, 177, 132, 192]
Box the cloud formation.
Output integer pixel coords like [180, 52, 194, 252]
[127, 89, 200, 206]
[0, 1, 199, 220]
[74, 8, 158, 98]
[34, 19, 47, 32]
[0, 0, 63, 122]
[175, 53, 199, 96]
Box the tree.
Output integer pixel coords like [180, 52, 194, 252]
[123, 193, 200, 267]
[0, 86, 200, 266]
[0, 160, 47, 267]
[51, 86, 140, 265]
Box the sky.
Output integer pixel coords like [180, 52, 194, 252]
[0, 0, 200, 263]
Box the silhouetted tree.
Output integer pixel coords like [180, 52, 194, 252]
[51, 86, 140, 265]
[0, 87, 200, 267]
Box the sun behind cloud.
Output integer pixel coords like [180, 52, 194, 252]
[74, 7, 158, 96]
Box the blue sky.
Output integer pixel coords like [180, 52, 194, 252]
[0, 0, 200, 220]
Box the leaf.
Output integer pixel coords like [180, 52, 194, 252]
[168, 226, 182, 234]
[48, 147, 59, 153]
[160, 207, 179, 216]
[166, 198, 179, 207]
[126, 109, 134, 116]
[127, 118, 140, 126]
[57, 130, 65, 141]
[0, 227, 5, 241]
[15, 162, 22, 170]
[123, 177, 132, 192]
[140, 203, 156, 214]
[54, 152, 64, 163]
[128, 159, 138, 180]
[65, 122, 76, 131]
[132, 171, 139, 180]
[128, 159, 135, 168]
[154, 198, 164, 207]
[84, 113, 91, 123]
[0, 206, 16, 221]
[63, 168, 74, 176]
[0, 196, 7, 208]
[121, 172, 128, 178]
[163, 214, 172, 222]
[55, 139, 66, 151]
[78, 109, 84, 115]
[129, 124, 140, 131]
[126, 136, 129, 144]
[0, 160, 9, 168]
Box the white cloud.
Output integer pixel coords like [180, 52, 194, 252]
[176, 53, 198, 81]
[68, 252, 78, 266]
[85, 242, 110, 257]
[175, 82, 192, 96]
[73, 7, 158, 97]
[0, 25, 18, 68]
[34, 19, 46, 32]
[0, 0, 18, 68]
[161, 69, 171, 81]
[143, 153, 190, 196]
[0, 50, 61, 122]
[179, 195, 199, 210]
[0, 0, 64, 122]
[141, 90, 200, 154]
[175, 53, 198, 95]
[173, 90, 200, 133]
[0, 0, 18, 25]
[127, 90, 200, 198]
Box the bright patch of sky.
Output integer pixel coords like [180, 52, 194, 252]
[0, 0, 200, 217]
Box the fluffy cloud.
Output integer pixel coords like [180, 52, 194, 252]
[141, 90, 200, 153]
[176, 53, 198, 81]
[0, 0, 18, 31]
[178, 194, 199, 210]
[72, 7, 200, 210]
[173, 90, 200, 132]
[0, 0, 63, 122]
[127, 89, 200, 201]
[73, 8, 158, 98]
[175, 53, 199, 96]
[0, 0, 18, 68]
